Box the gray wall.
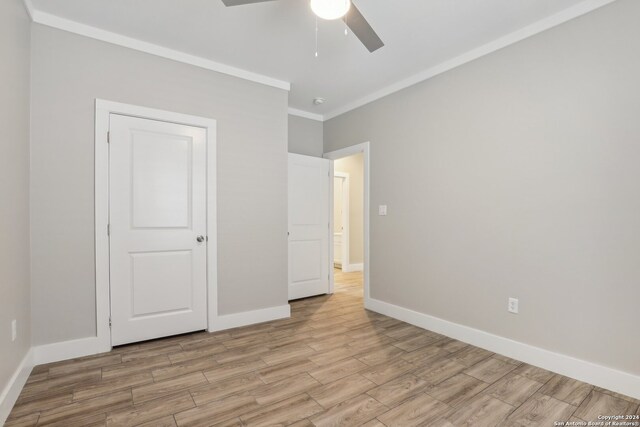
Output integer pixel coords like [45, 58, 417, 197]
[288, 114, 323, 157]
[0, 0, 31, 393]
[324, 0, 640, 376]
[30, 24, 289, 345]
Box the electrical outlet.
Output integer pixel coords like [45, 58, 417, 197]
[11, 319, 17, 342]
[378, 205, 388, 216]
[508, 298, 519, 314]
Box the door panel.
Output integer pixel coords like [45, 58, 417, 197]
[109, 114, 207, 346]
[131, 132, 192, 229]
[288, 154, 330, 300]
[291, 240, 323, 282]
[130, 251, 193, 317]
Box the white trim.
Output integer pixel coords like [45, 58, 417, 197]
[206, 113, 220, 337]
[95, 99, 218, 351]
[21, 0, 34, 19]
[30, 307, 290, 367]
[23, 0, 614, 119]
[32, 337, 104, 365]
[342, 263, 363, 273]
[27, 8, 290, 92]
[333, 172, 350, 271]
[95, 102, 111, 355]
[288, 108, 324, 122]
[324, 143, 371, 304]
[366, 298, 640, 400]
[210, 305, 291, 332]
[322, 0, 619, 120]
[328, 162, 335, 294]
[0, 349, 33, 425]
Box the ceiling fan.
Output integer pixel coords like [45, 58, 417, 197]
[221, 0, 384, 52]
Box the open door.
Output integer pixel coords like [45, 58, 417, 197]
[288, 153, 330, 300]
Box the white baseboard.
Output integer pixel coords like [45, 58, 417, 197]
[33, 336, 105, 366]
[365, 298, 640, 400]
[0, 338, 107, 420]
[211, 304, 291, 332]
[0, 349, 34, 425]
[30, 304, 292, 365]
[343, 263, 364, 273]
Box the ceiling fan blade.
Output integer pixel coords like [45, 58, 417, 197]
[221, 0, 278, 6]
[343, 3, 384, 53]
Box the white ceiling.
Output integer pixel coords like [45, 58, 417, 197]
[30, 0, 609, 119]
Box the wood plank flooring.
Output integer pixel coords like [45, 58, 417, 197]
[7, 270, 639, 426]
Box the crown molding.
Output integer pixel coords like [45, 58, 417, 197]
[323, 0, 619, 120]
[24, 3, 290, 92]
[22, 0, 618, 122]
[288, 108, 324, 122]
[22, 0, 34, 19]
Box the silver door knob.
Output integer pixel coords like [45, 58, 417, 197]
[196, 235, 205, 243]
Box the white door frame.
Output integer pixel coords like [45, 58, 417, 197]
[95, 99, 218, 352]
[324, 142, 370, 304]
[333, 172, 350, 270]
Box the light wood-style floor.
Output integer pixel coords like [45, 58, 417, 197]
[7, 270, 639, 426]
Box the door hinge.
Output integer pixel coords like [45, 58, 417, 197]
[107, 131, 110, 143]
[107, 224, 110, 236]
[109, 317, 112, 327]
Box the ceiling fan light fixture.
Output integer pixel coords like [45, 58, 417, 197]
[310, 0, 351, 20]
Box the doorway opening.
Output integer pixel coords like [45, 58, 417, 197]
[324, 142, 370, 306]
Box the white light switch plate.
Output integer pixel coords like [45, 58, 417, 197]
[378, 205, 388, 216]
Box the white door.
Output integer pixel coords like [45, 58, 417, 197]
[333, 177, 343, 267]
[109, 114, 208, 346]
[288, 154, 330, 300]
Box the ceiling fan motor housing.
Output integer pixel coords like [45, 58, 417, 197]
[310, 0, 351, 20]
